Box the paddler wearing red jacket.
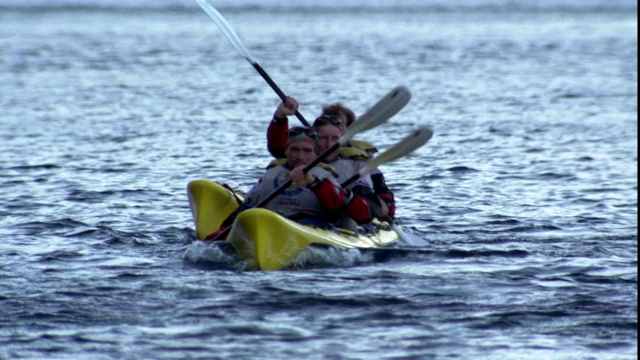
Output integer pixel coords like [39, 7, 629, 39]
[267, 96, 397, 219]
[311, 115, 383, 230]
[210, 126, 377, 242]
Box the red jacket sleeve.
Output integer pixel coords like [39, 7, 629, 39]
[267, 117, 288, 159]
[347, 194, 375, 224]
[311, 180, 383, 225]
[347, 185, 381, 224]
[310, 179, 346, 211]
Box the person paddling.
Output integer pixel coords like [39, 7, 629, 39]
[311, 115, 383, 230]
[242, 126, 346, 224]
[208, 127, 350, 240]
[267, 96, 397, 219]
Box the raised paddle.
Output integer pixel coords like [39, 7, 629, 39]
[208, 86, 412, 241]
[196, 0, 311, 126]
[340, 127, 433, 189]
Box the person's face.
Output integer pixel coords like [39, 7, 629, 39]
[285, 141, 316, 168]
[315, 124, 341, 163]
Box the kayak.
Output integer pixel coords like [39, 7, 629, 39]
[187, 179, 400, 271]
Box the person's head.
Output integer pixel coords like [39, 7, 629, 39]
[312, 115, 343, 163]
[322, 103, 356, 129]
[285, 126, 318, 168]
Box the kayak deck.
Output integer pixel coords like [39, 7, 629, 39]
[187, 179, 399, 271]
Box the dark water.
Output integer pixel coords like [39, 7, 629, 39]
[1, 1, 637, 359]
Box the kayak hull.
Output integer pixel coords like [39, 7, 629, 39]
[187, 179, 399, 271]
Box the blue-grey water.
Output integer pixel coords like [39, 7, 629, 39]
[0, 1, 637, 359]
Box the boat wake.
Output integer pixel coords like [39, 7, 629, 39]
[181, 240, 415, 271]
[182, 241, 247, 271]
[289, 246, 375, 270]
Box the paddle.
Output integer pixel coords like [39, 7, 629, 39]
[196, 0, 310, 126]
[340, 127, 433, 189]
[208, 86, 412, 241]
[388, 220, 426, 247]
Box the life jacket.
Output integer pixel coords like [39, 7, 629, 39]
[339, 146, 370, 161]
[347, 139, 378, 157]
[242, 164, 344, 223]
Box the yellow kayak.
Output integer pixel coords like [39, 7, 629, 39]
[187, 179, 399, 271]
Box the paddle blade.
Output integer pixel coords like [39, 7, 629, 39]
[391, 222, 427, 247]
[197, 0, 257, 64]
[340, 85, 411, 146]
[356, 86, 412, 130]
[362, 126, 433, 175]
[357, 86, 411, 121]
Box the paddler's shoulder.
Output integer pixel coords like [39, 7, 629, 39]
[267, 158, 288, 169]
[339, 146, 370, 161]
[347, 139, 378, 155]
[316, 163, 339, 178]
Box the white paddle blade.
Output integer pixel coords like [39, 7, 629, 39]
[391, 222, 427, 247]
[356, 86, 412, 130]
[197, 0, 258, 64]
[340, 86, 412, 145]
[361, 126, 433, 176]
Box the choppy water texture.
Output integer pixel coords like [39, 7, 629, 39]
[0, 0, 637, 359]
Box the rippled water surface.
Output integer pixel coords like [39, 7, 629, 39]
[0, 1, 637, 359]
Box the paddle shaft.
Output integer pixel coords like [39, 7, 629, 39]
[340, 172, 362, 190]
[197, 0, 310, 126]
[252, 63, 310, 127]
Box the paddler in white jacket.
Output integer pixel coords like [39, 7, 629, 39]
[208, 126, 382, 240]
[240, 127, 348, 227]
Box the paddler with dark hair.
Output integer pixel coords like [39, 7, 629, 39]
[243, 126, 344, 227]
[312, 114, 384, 230]
[208, 126, 378, 240]
[267, 96, 397, 219]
